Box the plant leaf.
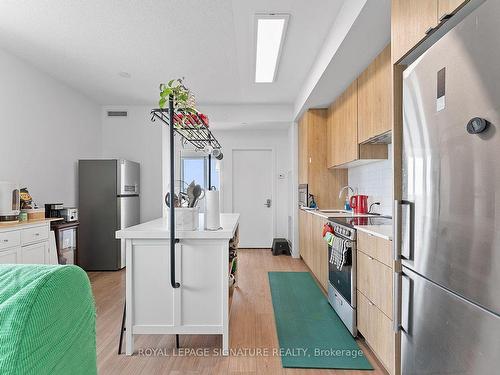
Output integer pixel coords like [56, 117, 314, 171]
[160, 88, 172, 98]
[159, 97, 166, 108]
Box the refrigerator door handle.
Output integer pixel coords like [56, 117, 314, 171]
[393, 269, 402, 332]
[394, 200, 402, 261]
[401, 272, 411, 334]
[400, 200, 412, 260]
[393, 199, 402, 332]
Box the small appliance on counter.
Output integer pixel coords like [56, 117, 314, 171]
[45, 203, 78, 223]
[0, 181, 20, 222]
[349, 195, 368, 214]
[60, 208, 78, 222]
[45, 203, 64, 218]
[298, 184, 309, 207]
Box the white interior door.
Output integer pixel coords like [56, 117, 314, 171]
[232, 149, 273, 248]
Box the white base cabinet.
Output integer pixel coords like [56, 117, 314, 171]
[21, 242, 49, 264]
[0, 221, 53, 265]
[125, 238, 231, 355]
[116, 214, 240, 357]
[0, 246, 22, 264]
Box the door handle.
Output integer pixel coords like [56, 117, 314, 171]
[394, 200, 412, 261]
[393, 269, 402, 332]
[401, 200, 412, 260]
[401, 272, 411, 334]
[264, 199, 272, 208]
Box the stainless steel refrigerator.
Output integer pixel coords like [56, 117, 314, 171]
[78, 159, 140, 270]
[397, 1, 500, 373]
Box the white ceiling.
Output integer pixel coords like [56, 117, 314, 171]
[0, 0, 344, 106]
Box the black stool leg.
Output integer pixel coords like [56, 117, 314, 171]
[118, 300, 126, 355]
[176, 334, 180, 349]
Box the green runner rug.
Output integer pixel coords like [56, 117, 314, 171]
[268, 271, 373, 370]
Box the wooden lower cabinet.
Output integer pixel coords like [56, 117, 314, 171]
[311, 214, 328, 291]
[299, 211, 329, 291]
[357, 250, 393, 319]
[356, 232, 395, 374]
[357, 291, 395, 373]
[358, 231, 393, 267]
[299, 209, 312, 265]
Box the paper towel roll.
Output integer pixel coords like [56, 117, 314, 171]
[205, 190, 221, 230]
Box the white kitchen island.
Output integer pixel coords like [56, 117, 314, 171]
[116, 213, 239, 355]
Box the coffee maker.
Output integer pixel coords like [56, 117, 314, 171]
[45, 203, 64, 219]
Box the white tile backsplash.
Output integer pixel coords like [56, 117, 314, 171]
[348, 144, 393, 216]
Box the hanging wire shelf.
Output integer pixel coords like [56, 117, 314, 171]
[150, 108, 221, 150]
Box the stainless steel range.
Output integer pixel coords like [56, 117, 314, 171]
[327, 216, 392, 336]
[327, 218, 357, 336]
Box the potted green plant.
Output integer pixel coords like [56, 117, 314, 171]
[158, 78, 209, 128]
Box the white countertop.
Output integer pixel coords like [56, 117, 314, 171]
[300, 207, 393, 240]
[354, 225, 393, 241]
[300, 207, 379, 219]
[0, 218, 62, 232]
[116, 213, 240, 240]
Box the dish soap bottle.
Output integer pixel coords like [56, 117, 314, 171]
[309, 194, 317, 209]
[344, 196, 351, 211]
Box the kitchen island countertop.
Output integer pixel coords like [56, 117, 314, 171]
[116, 213, 239, 240]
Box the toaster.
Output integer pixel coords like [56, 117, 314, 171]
[60, 208, 78, 222]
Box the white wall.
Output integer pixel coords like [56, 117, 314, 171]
[214, 129, 291, 239]
[288, 122, 299, 257]
[0, 48, 101, 207]
[347, 144, 393, 216]
[101, 106, 163, 222]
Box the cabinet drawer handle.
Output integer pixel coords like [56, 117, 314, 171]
[367, 255, 374, 260]
[368, 300, 375, 307]
[34, 233, 40, 236]
[425, 26, 436, 35]
[2, 239, 8, 243]
[439, 12, 453, 22]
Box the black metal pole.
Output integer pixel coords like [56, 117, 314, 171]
[169, 95, 180, 289]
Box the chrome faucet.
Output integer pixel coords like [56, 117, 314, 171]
[338, 185, 354, 199]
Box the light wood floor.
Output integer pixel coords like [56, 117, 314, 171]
[89, 249, 388, 375]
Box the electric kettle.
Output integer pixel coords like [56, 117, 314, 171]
[350, 194, 368, 214]
[0, 181, 20, 222]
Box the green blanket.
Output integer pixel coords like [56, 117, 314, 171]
[0, 265, 97, 375]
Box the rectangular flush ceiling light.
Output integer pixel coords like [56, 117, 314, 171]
[255, 13, 289, 83]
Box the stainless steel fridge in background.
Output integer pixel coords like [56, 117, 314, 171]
[396, 1, 500, 373]
[79, 159, 140, 271]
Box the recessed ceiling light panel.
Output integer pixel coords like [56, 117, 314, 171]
[254, 13, 289, 83]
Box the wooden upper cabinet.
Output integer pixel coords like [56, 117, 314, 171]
[328, 80, 359, 168]
[298, 114, 308, 184]
[391, 0, 438, 63]
[438, 0, 467, 20]
[358, 44, 392, 143]
[307, 109, 327, 206]
[298, 109, 348, 208]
